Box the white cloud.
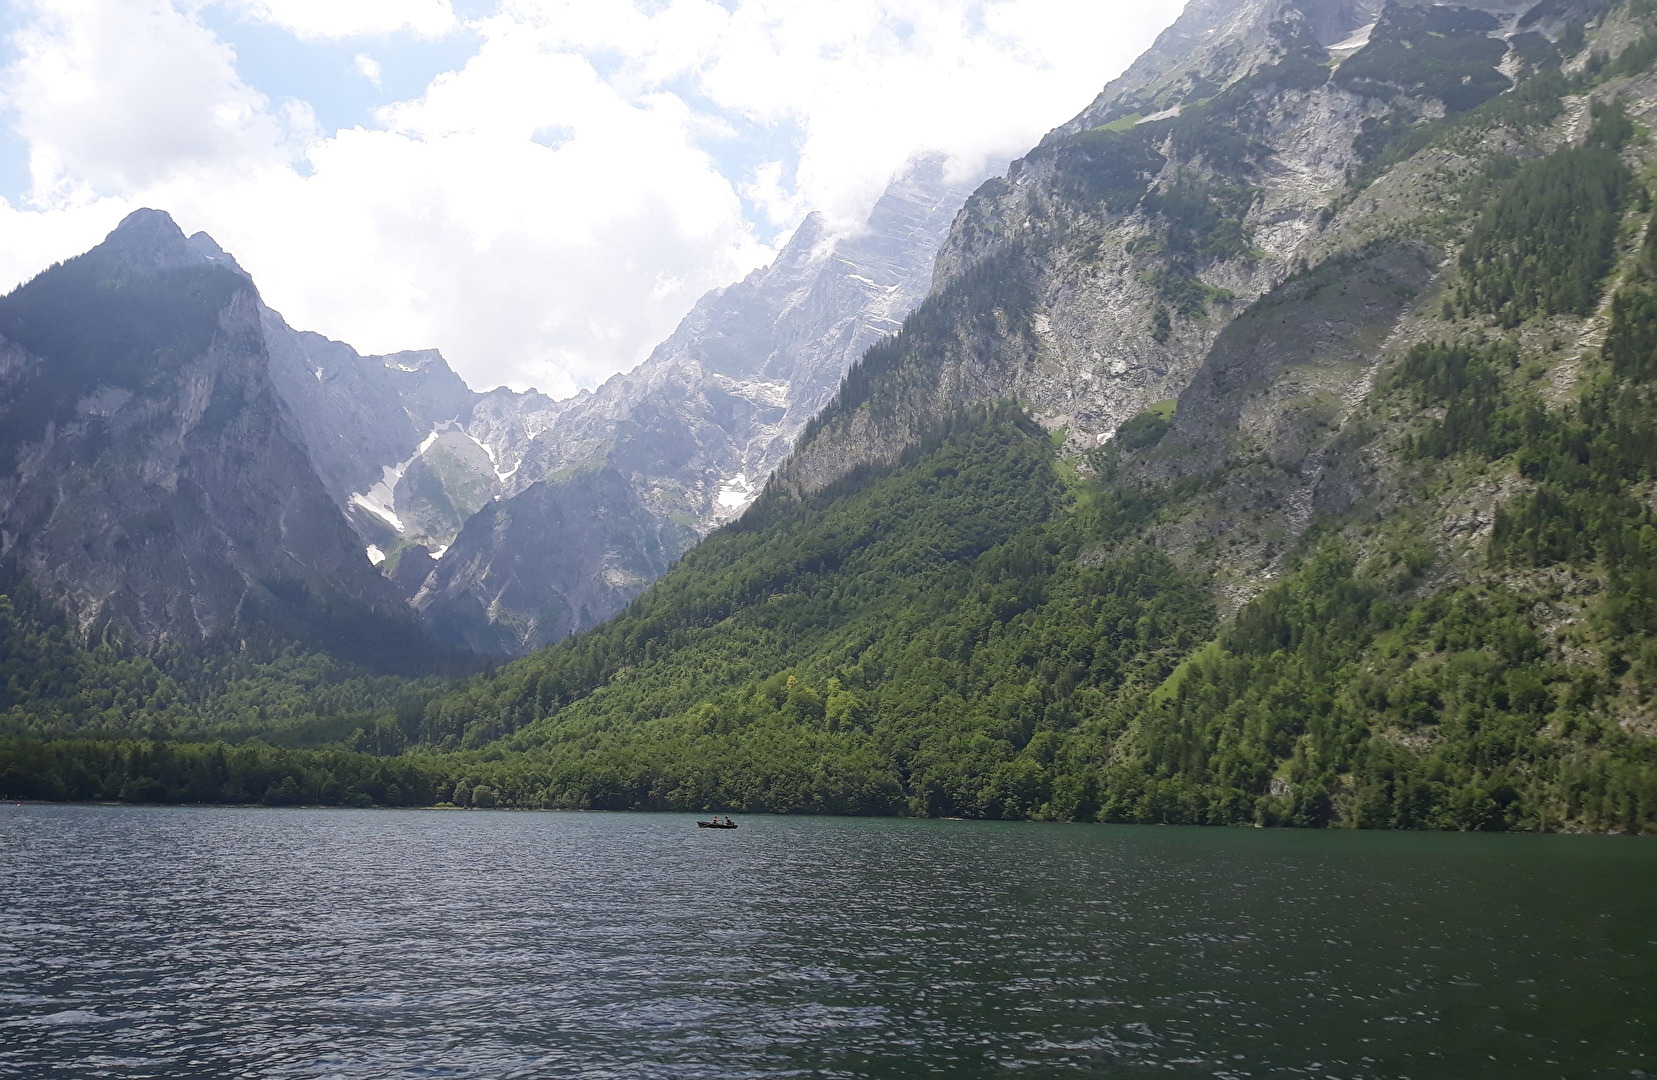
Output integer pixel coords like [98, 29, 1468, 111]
[0, 196, 136, 295]
[228, 0, 458, 40]
[2, 0, 314, 201]
[741, 160, 804, 228]
[216, 43, 769, 394]
[0, 0, 1184, 396]
[354, 52, 382, 88]
[497, 0, 1185, 228]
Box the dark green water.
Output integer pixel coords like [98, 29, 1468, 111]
[0, 805, 1651, 1078]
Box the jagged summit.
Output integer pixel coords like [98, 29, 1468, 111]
[107, 206, 183, 240]
[184, 230, 248, 276]
[86, 208, 200, 272]
[83, 209, 252, 281]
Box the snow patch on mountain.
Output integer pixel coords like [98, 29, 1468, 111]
[462, 430, 518, 485]
[711, 375, 791, 409]
[349, 427, 448, 535]
[717, 473, 756, 510]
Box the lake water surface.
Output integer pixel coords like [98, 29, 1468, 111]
[0, 805, 1652, 1079]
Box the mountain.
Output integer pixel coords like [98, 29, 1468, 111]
[407, 0, 1657, 831]
[781, 0, 1397, 494]
[408, 468, 681, 657]
[408, 154, 992, 655]
[6, 0, 1657, 834]
[0, 209, 433, 669]
[260, 310, 563, 559]
[0, 154, 989, 677]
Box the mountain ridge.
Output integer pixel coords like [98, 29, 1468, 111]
[20, 153, 988, 661]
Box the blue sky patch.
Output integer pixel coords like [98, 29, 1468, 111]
[197, 7, 485, 135]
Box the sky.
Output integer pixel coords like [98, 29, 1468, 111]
[0, 0, 1185, 397]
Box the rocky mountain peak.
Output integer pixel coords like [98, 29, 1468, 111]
[76, 210, 254, 286]
[768, 211, 834, 278]
[1044, 0, 1388, 145]
[184, 230, 249, 277]
[92, 208, 203, 273]
[0, 210, 432, 664]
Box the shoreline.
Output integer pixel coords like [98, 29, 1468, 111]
[2, 799, 1646, 837]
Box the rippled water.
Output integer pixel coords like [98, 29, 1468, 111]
[1, 806, 1652, 1079]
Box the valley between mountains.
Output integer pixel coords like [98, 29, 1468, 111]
[3, 0, 1657, 832]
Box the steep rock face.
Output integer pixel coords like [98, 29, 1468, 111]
[262, 317, 476, 513]
[258, 303, 564, 556]
[771, 0, 1625, 615]
[1050, 0, 1385, 141]
[411, 155, 990, 652]
[778, 0, 1567, 500]
[505, 155, 991, 522]
[0, 210, 425, 662]
[782, 0, 1388, 496]
[414, 468, 678, 656]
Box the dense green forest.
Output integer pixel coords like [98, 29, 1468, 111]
[0, 569, 448, 747]
[4, 5, 1657, 832]
[14, 376, 1649, 829]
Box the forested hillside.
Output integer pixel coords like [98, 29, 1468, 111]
[5, 0, 1657, 832]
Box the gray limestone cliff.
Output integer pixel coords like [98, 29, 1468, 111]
[257, 303, 558, 557]
[414, 468, 679, 657]
[771, 0, 1622, 614]
[781, 0, 1392, 496]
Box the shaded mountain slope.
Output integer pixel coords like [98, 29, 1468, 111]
[415, 467, 681, 657]
[0, 210, 434, 670]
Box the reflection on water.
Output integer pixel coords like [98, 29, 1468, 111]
[0, 805, 1652, 1079]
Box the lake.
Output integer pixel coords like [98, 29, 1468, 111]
[0, 805, 1651, 1079]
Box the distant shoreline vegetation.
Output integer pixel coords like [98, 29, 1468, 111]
[0, 729, 1648, 834]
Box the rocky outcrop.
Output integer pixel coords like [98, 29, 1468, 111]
[413, 468, 682, 656]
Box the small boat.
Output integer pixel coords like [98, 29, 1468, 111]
[697, 820, 739, 829]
